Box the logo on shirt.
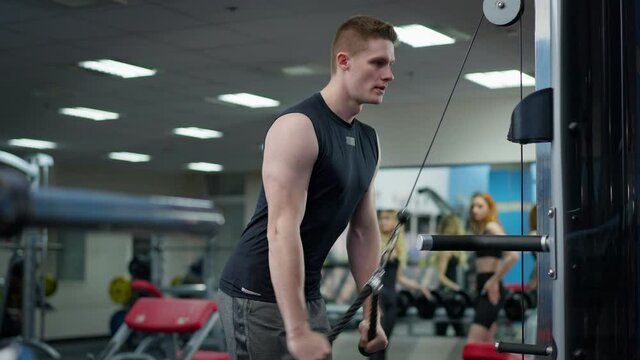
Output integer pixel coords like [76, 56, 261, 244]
[241, 287, 262, 296]
[346, 136, 355, 146]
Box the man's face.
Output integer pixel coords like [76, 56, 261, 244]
[343, 38, 395, 105]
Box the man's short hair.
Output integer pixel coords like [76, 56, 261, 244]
[331, 15, 398, 74]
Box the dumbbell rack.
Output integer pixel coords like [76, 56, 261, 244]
[148, 235, 217, 300]
[0, 154, 225, 357]
[400, 307, 471, 337]
[399, 291, 536, 339]
[0, 151, 60, 358]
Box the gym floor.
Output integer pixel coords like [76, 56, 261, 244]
[331, 327, 466, 360]
[44, 323, 467, 360]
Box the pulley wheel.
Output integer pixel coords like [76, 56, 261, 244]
[483, 0, 523, 26]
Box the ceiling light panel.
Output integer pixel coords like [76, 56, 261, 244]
[394, 24, 455, 48]
[59, 107, 120, 121]
[187, 162, 223, 172]
[8, 138, 57, 150]
[108, 152, 151, 163]
[281, 64, 327, 77]
[216, 93, 280, 108]
[78, 59, 157, 78]
[173, 127, 223, 139]
[464, 70, 536, 89]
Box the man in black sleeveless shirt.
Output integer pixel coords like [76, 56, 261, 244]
[219, 15, 397, 360]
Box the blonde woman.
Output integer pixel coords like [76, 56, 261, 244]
[433, 214, 468, 336]
[372, 209, 431, 360]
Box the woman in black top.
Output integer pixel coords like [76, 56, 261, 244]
[466, 193, 519, 344]
[371, 210, 431, 360]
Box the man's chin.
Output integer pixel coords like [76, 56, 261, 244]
[364, 95, 384, 104]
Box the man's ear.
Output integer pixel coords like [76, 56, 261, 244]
[336, 52, 350, 71]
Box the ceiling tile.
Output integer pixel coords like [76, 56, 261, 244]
[0, 0, 63, 24]
[0, 28, 50, 50]
[147, 25, 259, 50]
[74, 4, 206, 33]
[157, 0, 294, 25]
[0, 0, 538, 174]
[73, 35, 178, 62]
[4, 15, 125, 41]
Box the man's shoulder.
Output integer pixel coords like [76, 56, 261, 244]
[271, 112, 313, 131]
[277, 93, 319, 117]
[266, 113, 317, 150]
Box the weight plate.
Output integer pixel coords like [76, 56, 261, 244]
[108, 275, 132, 305]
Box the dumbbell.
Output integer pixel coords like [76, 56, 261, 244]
[396, 289, 415, 317]
[109, 275, 132, 305]
[395, 289, 439, 319]
[504, 290, 534, 321]
[440, 290, 473, 319]
[397, 289, 472, 320]
[128, 255, 151, 281]
[415, 290, 442, 319]
[44, 273, 58, 297]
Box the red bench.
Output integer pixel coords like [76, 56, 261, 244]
[131, 280, 164, 298]
[463, 343, 525, 360]
[97, 297, 228, 360]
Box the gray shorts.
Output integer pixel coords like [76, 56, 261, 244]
[218, 290, 332, 360]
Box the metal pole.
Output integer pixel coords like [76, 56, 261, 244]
[29, 189, 224, 236]
[0, 171, 224, 237]
[0, 151, 38, 179]
[150, 235, 163, 287]
[30, 154, 53, 341]
[20, 230, 37, 340]
[549, 0, 566, 357]
[202, 237, 215, 298]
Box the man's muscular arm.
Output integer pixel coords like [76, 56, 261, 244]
[264, 113, 330, 360]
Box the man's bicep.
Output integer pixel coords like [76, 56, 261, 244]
[262, 114, 318, 223]
[350, 181, 378, 232]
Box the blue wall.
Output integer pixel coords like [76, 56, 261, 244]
[446, 164, 536, 286]
[447, 165, 490, 212]
[488, 166, 535, 285]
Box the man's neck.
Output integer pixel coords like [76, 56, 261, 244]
[320, 81, 362, 124]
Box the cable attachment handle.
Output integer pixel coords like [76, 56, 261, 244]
[326, 270, 384, 344]
[358, 271, 384, 357]
[397, 208, 411, 225]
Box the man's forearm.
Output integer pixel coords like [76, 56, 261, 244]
[347, 228, 380, 289]
[268, 229, 309, 335]
[347, 227, 380, 317]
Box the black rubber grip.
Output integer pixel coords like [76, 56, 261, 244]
[496, 341, 553, 356]
[417, 234, 548, 252]
[358, 292, 379, 357]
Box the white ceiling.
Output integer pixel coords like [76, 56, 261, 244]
[0, 0, 537, 175]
